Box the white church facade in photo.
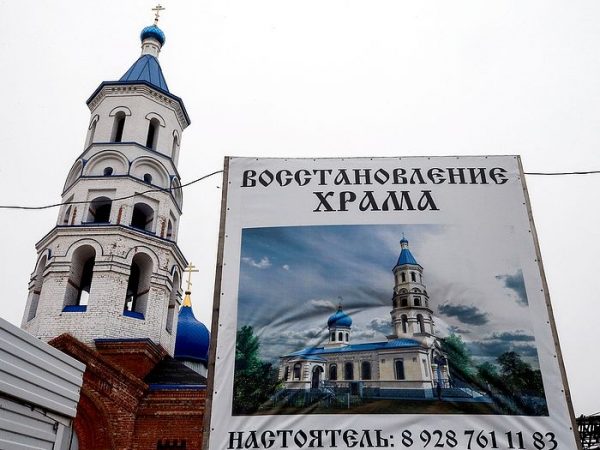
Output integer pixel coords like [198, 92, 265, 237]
[278, 237, 449, 399]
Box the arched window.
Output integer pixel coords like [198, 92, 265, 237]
[64, 245, 96, 310]
[331, 332, 335, 342]
[77, 258, 94, 306]
[329, 364, 337, 380]
[401, 272, 406, 282]
[103, 167, 113, 176]
[344, 362, 354, 380]
[131, 203, 154, 232]
[284, 366, 290, 380]
[414, 297, 421, 307]
[166, 272, 180, 333]
[395, 359, 405, 380]
[411, 272, 416, 282]
[112, 112, 126, 143]
[401, 314, 408, 334]
[87, 197, 112, 223]
[171, 178, 183, 208]
[293, 363, 302, 380]
[417, 314, 425, 334]
[62, 205, 72, 225]
[172, 133, 180, 162]
[311, 366, 324, 389]
[361, 361, 372, 380]
[87, 117, 98, 148]
[345, 332, 349, 341]
[400, 297, 408, 307]
[146, 118, 160, 149]
[26, 255, 47, 321]
[124, 253, 153, 319]
[338, 331, 343, 341]
[143, 173, 153, 184]
[419, 274, 423, 283]
[166, 219, 173, 240]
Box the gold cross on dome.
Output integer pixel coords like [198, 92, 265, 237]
[152, 4, 165, 25]
[184, 263, 199, 292]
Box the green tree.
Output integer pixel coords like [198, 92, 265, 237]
[233, 326, 280, 414]
[477, 361, 499, 383]
[235, 325, 261, 371]
[497, 351, 544, 396]
[475, 361, 504, 395]
[442, 334, 477, 382]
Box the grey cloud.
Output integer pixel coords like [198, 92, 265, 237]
[309, 299, 337, 311]
[468, 341, 538, 358]
[488, 331, 534, 342]
[438, 303, 489, 325]
[448, 325, 471, 335]
[496, 270, 528, 306]
[368, 318, 391, 335]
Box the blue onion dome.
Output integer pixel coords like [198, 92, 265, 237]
[327, 305, 352, 328]
[141, 25, 166, 46]
[175, 293, 210, 363]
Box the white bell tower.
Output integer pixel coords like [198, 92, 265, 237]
[390, 237, 436, 340]
[21, 14, 189, 355]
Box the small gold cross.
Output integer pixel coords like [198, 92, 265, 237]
[152, 4, 165, 25]
[184, 263, 199, 293]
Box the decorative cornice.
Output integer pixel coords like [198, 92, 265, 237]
[35, 225, 188, 268]
[87, 82, 190, 129]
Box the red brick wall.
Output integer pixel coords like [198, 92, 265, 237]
[50, 334, 206, 450]
[132, 389, 207, 450]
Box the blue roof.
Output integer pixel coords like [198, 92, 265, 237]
[327, 306, 352, 328]
[141, 25, 166, 46]
[175, 305, 210, 363]
[395, 237, 420, 267]
[289, 355, 327, 362]
[285, 338, 420, 357]
[396, 247, 419, 266]
[120, 54, 169, 92]
[85, 25, 191, 125]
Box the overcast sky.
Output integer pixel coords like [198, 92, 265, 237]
[0, 1, 599, 415]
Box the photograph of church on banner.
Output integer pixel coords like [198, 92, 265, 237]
[232, 224, 548, 416]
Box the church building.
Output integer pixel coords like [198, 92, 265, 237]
[279, 237, 449, 399]
[20, 9, 209, 449]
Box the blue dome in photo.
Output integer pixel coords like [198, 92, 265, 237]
[175, 300, 210, 363]
[140, 25, 166, 46]
[327, 306, 352, 328]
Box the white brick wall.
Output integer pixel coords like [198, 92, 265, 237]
[22, 227, 185, 354]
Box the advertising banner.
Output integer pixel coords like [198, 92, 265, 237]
[205, 156, 580, 450]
